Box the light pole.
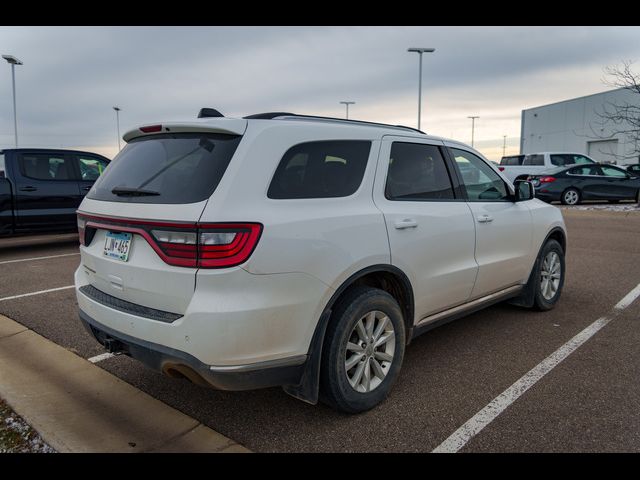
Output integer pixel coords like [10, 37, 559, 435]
[407, 47, 435, 130]
[2, 55, 23, 147]
[502, 135, 507, 157]
[113, 106, 121, 151]
[340, 101, 355, 119]
[468, 116, 479, 147]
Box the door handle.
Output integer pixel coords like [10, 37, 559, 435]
[19, 186, 37, 192]
[82, 186, 92, 191]
[394, 219, 418, 229]
[477, 214, 494, 223]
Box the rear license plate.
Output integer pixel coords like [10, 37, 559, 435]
[103, 231, 132, 262]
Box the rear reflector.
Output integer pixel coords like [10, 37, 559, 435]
[77, 216, 87, 246]
[77, 213, 262, 268]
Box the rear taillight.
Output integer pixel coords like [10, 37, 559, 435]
[79, 214, 263, 269]
[198, 224, 263, 268]
[151, 230, 198, 260]
[539, 176, 556, 184]
[498, 167, 505, 171]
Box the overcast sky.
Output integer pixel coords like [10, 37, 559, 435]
[1, 26, 639, 160]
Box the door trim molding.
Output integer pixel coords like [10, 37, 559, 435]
[415, 284, 523, 329]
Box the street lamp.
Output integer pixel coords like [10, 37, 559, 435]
[2, 55, 23, 147]
[113, 106, 121, 151]
[407, 47, 435, 130]
[468, 116, 479, 147]
[340, 101, 355, 119]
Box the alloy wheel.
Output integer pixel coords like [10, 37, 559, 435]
[540, 251, 562, 300]
[345, 310, 396, 393]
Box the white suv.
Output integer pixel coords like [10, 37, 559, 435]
[75, 111, 567, 413]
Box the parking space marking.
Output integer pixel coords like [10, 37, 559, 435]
[433, 282, 640, 453]
[88, 352, 115, 363]
[0, 253, 79, 265]
[0, 285, 75, 303]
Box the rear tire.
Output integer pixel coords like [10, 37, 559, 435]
[319, 286, 406, 414]
[561, 188, 581, 205]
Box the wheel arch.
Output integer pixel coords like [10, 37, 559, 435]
[510, 226, 567, 308]
[544, 226, 567, 253]
[282, 264, 414, 405]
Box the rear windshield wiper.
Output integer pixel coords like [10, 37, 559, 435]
[111, 187, 161, 197]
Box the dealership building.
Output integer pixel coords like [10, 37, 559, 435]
[520, 88, 639, 165]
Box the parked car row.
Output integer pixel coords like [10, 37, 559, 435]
[527, 163, 640, 205]
[498, 152, 596, 182]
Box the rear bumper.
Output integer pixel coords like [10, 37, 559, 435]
[79, 309, 307, 390]
[534, 190, 559, 202]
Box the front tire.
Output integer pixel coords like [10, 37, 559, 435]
[320, 286, 406, 414]
[532, 239, 565, 311]
[561, 188, 581, 205]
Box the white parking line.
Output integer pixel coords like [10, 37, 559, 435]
[0, 253, 79, 265]
[88, 352, 115, 363]
[0, 285, 75, 302]
[433, 282, 640, 453]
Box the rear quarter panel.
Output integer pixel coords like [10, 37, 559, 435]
[198, 122, 391, 289]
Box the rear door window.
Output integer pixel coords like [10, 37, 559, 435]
[267, 140, 371, 199]
[88, 133, 242, 204]
[20, 154, 74, 180]
[550, 154, 570, 166]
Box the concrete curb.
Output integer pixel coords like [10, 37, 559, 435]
[0, 314, 250, 453]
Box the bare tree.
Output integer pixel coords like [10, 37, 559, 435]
[590, 61, 640, 162]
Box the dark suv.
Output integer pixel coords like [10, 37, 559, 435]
[1, 148, 110, 236]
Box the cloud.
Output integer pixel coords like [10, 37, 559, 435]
[1, 26, 639, 160]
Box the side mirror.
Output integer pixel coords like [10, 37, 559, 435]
[514, 180, 535, 202]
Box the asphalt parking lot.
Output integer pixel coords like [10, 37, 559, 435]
[1, 208, 640, 452]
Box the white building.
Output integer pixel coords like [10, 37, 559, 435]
[520, 88, 639, 165]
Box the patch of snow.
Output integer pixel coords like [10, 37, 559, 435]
[559, 204, 640, 212]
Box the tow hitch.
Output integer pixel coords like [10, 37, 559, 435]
[103, 337, 126, 355]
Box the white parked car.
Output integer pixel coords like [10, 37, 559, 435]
[75, 111, 567, 413]
[499, 152, 596, 183]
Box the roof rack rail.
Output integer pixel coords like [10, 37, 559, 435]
[243, 112, 295, 119]
[242, 112, 425, 134]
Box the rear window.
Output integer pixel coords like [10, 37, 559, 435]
[500, 155, 524, 166]
[88, 133, 242, 204]
[267, 140, 371, 199]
